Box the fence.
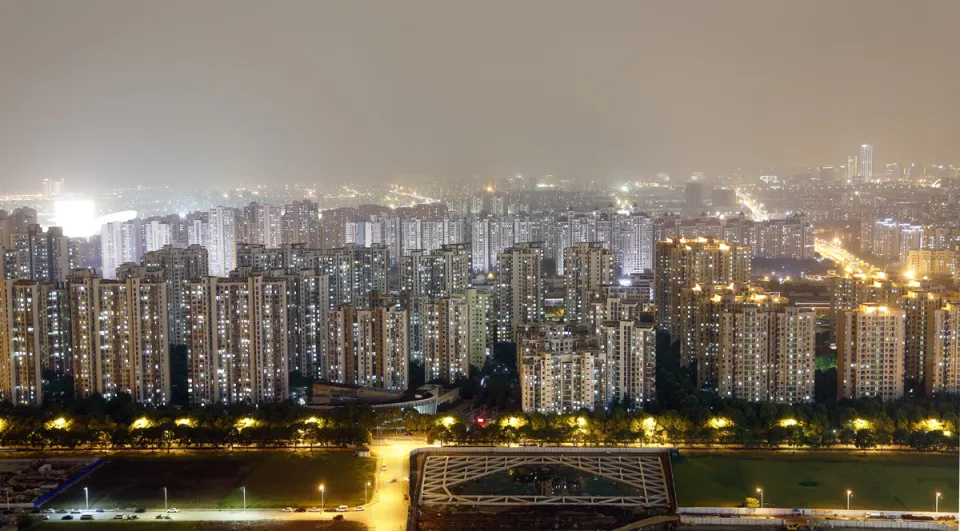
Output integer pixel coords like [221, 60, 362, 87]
[33, 458, 104, 507]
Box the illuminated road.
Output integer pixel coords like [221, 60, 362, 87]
[814, 238, 883, 277]
[736, 189, 769, 220]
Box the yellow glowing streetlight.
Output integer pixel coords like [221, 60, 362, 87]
[935, 492, 942, 514]
[319, 484, 325, 512]
[846, 490, 853, 510]
[778, 419, 798, 428]
[175, 418, 193, 427]
[440, 416, 456, 428]
[756, 487, 763, 508]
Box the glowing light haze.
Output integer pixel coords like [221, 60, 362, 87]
[0, 0, 957, 189]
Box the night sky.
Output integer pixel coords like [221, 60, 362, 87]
[1, 0, 957, 189]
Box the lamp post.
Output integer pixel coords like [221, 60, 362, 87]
[846, 490, 852, 511]
[84, 487, 89, 511]
[163, 487, 168, 511]
[935, 492, 941, 515]
[756, 488, 763, 509]
[320, 484, 325, 513]
[241, 487, 246, 510]
[365, 482, 370, 505]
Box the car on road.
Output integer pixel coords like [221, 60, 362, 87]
[281, 507, 293, 513]
[81, 515, 94, 521]
[307, 507, 321, 512]
[95, 508, 104, 513]
[70, 509, 81, 514]
[294, 508, 306, 513]
[127, 515, 139, 520]
[44, 509, 55, 514]
[61, 515, 73, 520]
[113, 514, 124, 520]
[333, 515, 344, 521]
[354, 506, 364, 511]
[155, 514, 171, 520]
[336, 505, 349, 512]
[167, 508, 180, 513]
[56, 509, 67, 514]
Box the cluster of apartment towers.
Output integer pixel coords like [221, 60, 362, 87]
[1, 202, 955, 412]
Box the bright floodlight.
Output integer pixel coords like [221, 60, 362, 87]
[54, 200, 97, 237]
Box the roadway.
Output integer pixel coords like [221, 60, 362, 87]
[814, 237, 883, 276]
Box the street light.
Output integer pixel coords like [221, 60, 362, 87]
[319, 484, 325, 513]
[756, 488, 763, 509]
[84, 487, 89, 511]
[846, 490, 852, 511]
[365, 482, 370, 505]
[163, 487, 168, 511]
[241, 486, 246, 510]
[935, 492, 941, 515]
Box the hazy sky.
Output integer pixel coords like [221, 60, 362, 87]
[1, 1, 957, 190]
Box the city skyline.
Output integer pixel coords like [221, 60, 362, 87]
[1, 1, 958, 190]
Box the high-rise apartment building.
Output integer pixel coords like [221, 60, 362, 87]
[68, 270, 170, 404]
[496, 242, 543, 341]
[327, 305, 408, 391]
[423, 296, 470, 384]
[281, 200, 321, 248]
[399, 243, 470, 299]
[619, 212, 654, 274]
[718, 303, 816, 403]
[142, 218, 173, 253]
[520, 350, 604, 414]
[563, 242, 616, 323]
[654, 237, 751, 339]
[183, 275, 288, 405]
[928, 298, 960, 396]
[2, 225, 72, 283]
[837, 303, 905, 401]
[101, 220, 143, 280]
[141, 244, 209, 345]
[241, 203, 283, 248]
[598, 319, 656, 408]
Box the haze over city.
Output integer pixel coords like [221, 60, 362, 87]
[0, 2, 957, 531]
[1, 0, 958, 191]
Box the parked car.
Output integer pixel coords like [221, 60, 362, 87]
[70, 509, 81, 514]
[281, 507, 293, 513]
[336, 505, 349, 512]
[333, 515, 344, 521]
[307, 507, 321, 513]
[41, 515, 49, 520]
[127, 515, 139, 520]
[80, 514, 94, 520]
[113, 514, 124, 520]
[95, 508, 105, 513]
[354, 506, 364, 511]
[56, 509, 67, 514]
[61, 515, 73, 520]
[294, 508, 306, 513]
[166, 508, 180, 513]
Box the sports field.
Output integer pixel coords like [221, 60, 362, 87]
[47, 452, 376, 510]
[672, 451, 957, 512]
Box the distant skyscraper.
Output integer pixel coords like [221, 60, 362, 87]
[141, 244, 209, 345]
[684, 182, 705, 216]
[859, 144, 873, 179]
[846, 156, 859, 180]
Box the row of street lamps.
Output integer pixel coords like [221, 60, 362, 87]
[78, 481, 372, 513]
[755, 486, 944, 514]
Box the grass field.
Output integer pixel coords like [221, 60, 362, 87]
[35, 521, 364, 531]
[672, 451, 957, 512]
[47, 452, 376, 510]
